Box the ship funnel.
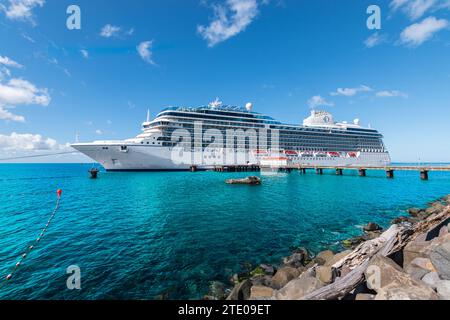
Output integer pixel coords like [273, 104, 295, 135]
[353, 118, 360, 125]
[245, 102, 253, 112]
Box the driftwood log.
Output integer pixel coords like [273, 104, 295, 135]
[301, 206, 450, 300]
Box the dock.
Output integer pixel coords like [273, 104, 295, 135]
[209, 164, 450, 180]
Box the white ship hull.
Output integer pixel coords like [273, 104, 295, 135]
[71, 143, 391, 171]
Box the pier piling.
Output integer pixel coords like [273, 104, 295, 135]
[89, 168, 99, 179]
[316, 168, 323, 175]
[358, 169, 367, 177]
[420, 170, 429, 181]
[386, 169, 394, 179]
[336, 168, 343, 176]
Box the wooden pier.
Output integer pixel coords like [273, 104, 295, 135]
[265, 164, 450, 180]
[209, 164, 450, 180]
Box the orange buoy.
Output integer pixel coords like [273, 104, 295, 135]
[57, 189, 62, 198]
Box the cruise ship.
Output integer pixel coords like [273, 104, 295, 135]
[71, 99, 391, 171]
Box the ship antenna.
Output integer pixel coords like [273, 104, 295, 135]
[146, 109, 150, 122]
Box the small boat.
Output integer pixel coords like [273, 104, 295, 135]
[226, 176, 261, 185]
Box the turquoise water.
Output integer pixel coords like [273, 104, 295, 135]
[0, 163, 449, 300]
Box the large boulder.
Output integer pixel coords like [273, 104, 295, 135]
[405, 257, 436, 280]
[429, 241, 450, 280]
[375, 284, 439, 300]
[226, 279, 252, 300]
[250, 275, 272, 287]
[421, 272, 441, 290]
[270, 267, 300, 289]
[275, 271, 324, 300]
[403, 240, 434, 267]
[315, 266, 333, 284]
[283, 247, 310, 268]
[365, 255, 439, 300]
[259, 264, 276, 276]
[249, 285, 274, 300]
[314, 250, 334, 266]
[436, 280, 450, 300]
[363, 222, 382, 232]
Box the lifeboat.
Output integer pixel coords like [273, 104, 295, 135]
[347, 152, 358, 158]
[284, 150, 298, 156]
[327, 152, 341, 158]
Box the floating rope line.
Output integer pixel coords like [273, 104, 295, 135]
[0, 151, 78, 162]
[0, 189, 62, 290]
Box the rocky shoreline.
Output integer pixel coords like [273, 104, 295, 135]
[206, 195, 450, 300]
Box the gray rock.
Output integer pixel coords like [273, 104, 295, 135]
[283, 248, 309, 268]
[250, 275, 272, 287]
[249, 285, 274, 300]
[275, 272, 324, 300]
[409, 257, 436, 271]
[315, 266, 333, 284]
[226, 279, 252, 300]
[405, 265, 430, 281]
[270, 267, 300, 289]
[260, 264, 276, 276]
[429, 242, 450, 280]
[403, 241, 433, 267]
[405, 257, 436, 279]
[363, 222, 382, 232]
[421, 272, 441, 290]
[436, 280, 450, 300]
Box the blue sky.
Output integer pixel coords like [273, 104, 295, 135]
[0, 0, 449, 162]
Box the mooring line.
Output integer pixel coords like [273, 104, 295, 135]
[0, 189, 62, 290]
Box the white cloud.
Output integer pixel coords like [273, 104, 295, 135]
[0, 132, 63, 151]
[376, 90, 409, 98]
[0, 107, 25, 122]
[400, 16, 448, 46]
[0, 67, 11, 80]
[307, 95, 334, 109]
[197, 0, 259, 47]
[0, 0, 45, 22]
[330, 85, 372, 97]
[137, 41, 155, 65]
[0, 55, 23, 68]
[364, 32, 387, 48]
[390, 0, 438, 20]
[100, 24, 121, 38]
[0, 78, 50, 107]
[80, 49, 89, 59]
[95, 129, 103, 135]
